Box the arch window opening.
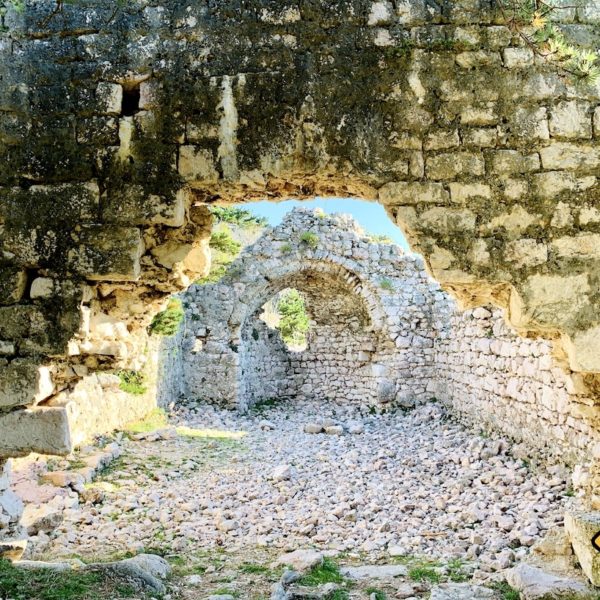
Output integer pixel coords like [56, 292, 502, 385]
[259, 288, 311, 352]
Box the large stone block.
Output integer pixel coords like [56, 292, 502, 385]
[103, 187, 186, 227]
[565, 504, 600, 586]
[540, 142, 600, 171]
[67, 226, 145, 281]
[0, 407, 71, 457]
[549, 100, 592, 139]
[378, 182, 450, 205]
[426, 152, 485, 180]
[0, 360, 54, 409]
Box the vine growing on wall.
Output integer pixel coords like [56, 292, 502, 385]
[496, 0, 600, 83]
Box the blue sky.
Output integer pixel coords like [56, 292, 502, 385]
[245, 198, 410, 251]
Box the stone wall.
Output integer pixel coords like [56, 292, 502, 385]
[182, 209, 444, 411]
[434, 307, 600, 466]
[1, 0, 600, 553]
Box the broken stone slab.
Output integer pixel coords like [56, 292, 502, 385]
[0, 407, 72, 457]
[429, 583, 497, 599]
[0, 533, 27, 561]
[324, 425, 343, 435]
[339, 564, 407, 580]
[0, 360, 54, 410]
[22, 500, 64, 535]
[565, 504, 600, 586]
[506, 563, 596, 599]
[274, 549, 324, 572]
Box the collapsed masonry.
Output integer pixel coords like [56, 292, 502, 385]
[0, 0, 599, 584]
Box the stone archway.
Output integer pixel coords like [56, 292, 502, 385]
[0, 0, 600, 581]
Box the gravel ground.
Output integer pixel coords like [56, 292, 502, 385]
[39, 400, 570, 578]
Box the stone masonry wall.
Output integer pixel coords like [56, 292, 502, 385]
[434, 307, 600, 467]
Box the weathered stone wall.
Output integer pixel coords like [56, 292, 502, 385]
[1, 0, 600, 551]
[182, 209, 445, 410]
[433, 307, 600, 466]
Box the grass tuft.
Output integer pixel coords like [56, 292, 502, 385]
[297, 557, 346, 586]
[408, 565, 441, 584]
[299, 231, 319, 249]
[117, 370, 147, 395]
[125, 408, 168, 434]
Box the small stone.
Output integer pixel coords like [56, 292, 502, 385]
[339, 564, 407, 580]
[324, 425, 344, 436]
[303, 423, 323, 434]
[275, 549, 324, 572]
[271, 464, 292, 481]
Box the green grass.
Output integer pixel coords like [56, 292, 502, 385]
[117, 369, 147, 395]
[297, 557, 346, 587]
[299, 231, 319, 249]
[149, 298, 184, 336]
[446, 558, 470, 583]
[125, 408, 168, 434]
[490, 581, 520, 600]
[239, 563, 271, 575]
[407, 565, 441, 584]
[0, 559, 140, 600]
[379, 278, 393, 291]
[280, 243, 292, 254]
[366, 588, 387, 600]
[328, 592, 349, 600]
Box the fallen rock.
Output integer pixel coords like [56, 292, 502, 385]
[40, 471, 85, 488]
[303, 423, 323, 434]
[119, 553, 172, 580]
[271, 464, 292, 481]
[0, 536, 27, 561]
[339, 564, 407, 580]
[324, 425, 344, 436]
[429, 583, 497, 599]
[275, 549, 324, 572]
[259, 420, 276, 430]
[532, 527, 573, 557]
[565, 504, 600, 587]
[506, 563, 595, 599]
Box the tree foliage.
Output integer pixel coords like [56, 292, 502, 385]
[210, 206, 268, 229]
[276, 289, 310, 347]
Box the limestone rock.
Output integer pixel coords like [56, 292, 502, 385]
[339, 564, 407, 580]
[429, 583, 497, 599]
[506, 563, 594, 599]
[275, 549, 324, 572]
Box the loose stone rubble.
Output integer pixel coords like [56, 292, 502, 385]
[38, 401, 572, 572]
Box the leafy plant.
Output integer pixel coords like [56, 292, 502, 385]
[366, 589, 387, 600]
[149, 298, 184, 336]
[379, 278, 393, 291]
[276, 289, 310, 347]
[281, 243, 293, 254]
[209, 227, 242, 254]
[117, 370, 147, 395]
[210, 206, 268, 228]
[496, 0, 600, 83]
[299, 231, 319, 249]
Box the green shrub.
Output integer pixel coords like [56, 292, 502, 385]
[149, 298, 184, 336]
[276, 289, 309, 347]
[367, 234, 393, 244]
[209, 227, 242, 254]
[299, 231, 319, 249]
[408, 566, 441, 584]
[379, 278, 393, 291]
[210, 206, 268, 228]
[281, 243, 292, 254]
[117, 370, 147, 396]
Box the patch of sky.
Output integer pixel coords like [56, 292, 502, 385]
[240, 197, 410, 251]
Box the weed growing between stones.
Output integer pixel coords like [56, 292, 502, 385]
[148, 298, 184, 336]
[490, 580, 521, 600]
[299, 231, 319, 249]
[379, 278, 393, 291]
[497, 0, 600, 83]
[407, 565, 442, 584]
[366, 589, 387, 600]
[296, 557, 347, 586]
[125, 408, 168, 434]
[117, 369, 147, 395]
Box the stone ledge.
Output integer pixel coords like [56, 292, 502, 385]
[565, 503, 600, 586]
[0, 407, 71, 458]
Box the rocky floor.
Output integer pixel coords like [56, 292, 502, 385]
[33, 400, 572, 585]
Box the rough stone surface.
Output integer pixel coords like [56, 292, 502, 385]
[506, 563, 595, 599]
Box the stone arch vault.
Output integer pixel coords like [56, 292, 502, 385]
[0, 0, 600, 575]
